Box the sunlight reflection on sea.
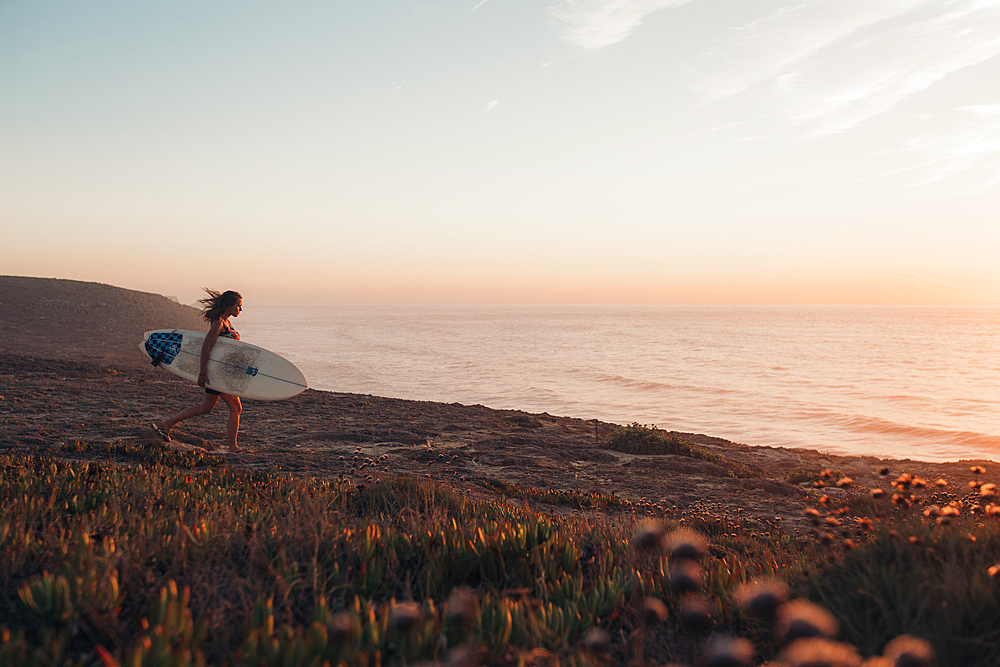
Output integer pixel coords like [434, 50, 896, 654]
[238, 305, 1000, 463]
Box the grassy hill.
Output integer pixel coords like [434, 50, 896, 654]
[0, 276, 205, 369]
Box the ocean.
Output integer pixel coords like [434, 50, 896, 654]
[236, 305, 1000, 463]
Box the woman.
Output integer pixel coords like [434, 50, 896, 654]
[152, 289, 247, 453]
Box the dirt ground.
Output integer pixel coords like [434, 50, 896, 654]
[3, 352, 995, 537]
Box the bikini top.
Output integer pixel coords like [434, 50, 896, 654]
[218, 320, 240, 340]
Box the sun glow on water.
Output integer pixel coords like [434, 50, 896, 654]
[237, 304, 1000, 463]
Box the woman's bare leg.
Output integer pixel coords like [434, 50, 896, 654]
[220, 394, 243, 452]
[160, 394, 220, 436]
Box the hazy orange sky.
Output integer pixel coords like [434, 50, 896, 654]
[2, 1, 998, 305]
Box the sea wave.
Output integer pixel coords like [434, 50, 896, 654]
[819, 411, 1000, 456]
[581, 370, 742, 397]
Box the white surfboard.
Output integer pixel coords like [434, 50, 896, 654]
[140, 330, 307, 400]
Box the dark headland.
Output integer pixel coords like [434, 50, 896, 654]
[0, 275, 205, 368]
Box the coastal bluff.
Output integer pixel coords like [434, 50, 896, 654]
[2, 275, 993, 532]
[0, 276, 205, 369]
[4, 279, 998, 666]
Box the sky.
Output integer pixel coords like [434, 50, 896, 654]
[2, 0, 999, 305]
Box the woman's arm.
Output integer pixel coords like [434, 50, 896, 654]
[198, 319, 224, 387]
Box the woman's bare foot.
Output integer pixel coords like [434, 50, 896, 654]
[151, 421, 171, 442]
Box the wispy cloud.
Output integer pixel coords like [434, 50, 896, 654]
[473, 0, 491, 10]
[897, 105, 1000, 190]
[781, 3, 1000, 134]
[691, 1, 931, 102]
[546, 0, 1000, 186]
[900, 272, 965, 291]
[692, 0, 1000, 135]
[960, 104, 1000, 115]
[548, 0, 693, 50]
[486, 99, 499, 112]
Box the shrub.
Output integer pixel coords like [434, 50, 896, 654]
[604, 424, 761, 478]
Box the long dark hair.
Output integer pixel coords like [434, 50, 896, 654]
[198, 289, 242, 322]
